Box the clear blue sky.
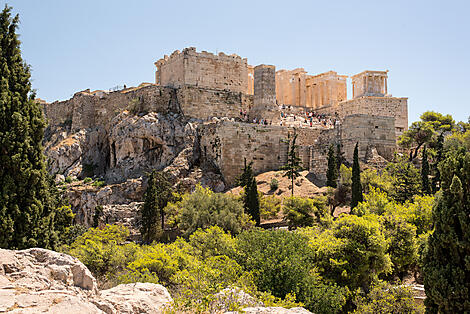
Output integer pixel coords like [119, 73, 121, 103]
[4, 0, 470, 123]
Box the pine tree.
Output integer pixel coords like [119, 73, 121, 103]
[140, 170, 173, 243]
[0, 6, 68, 249]
[421, 145, 431, 195]
[281, 132, 303, 196]
[326, 144, 338, 188]
[423, 147, 470, 313]
[350, 142, 363, 209]
[238, 159, 260, 226]
[387, 155, 421, 203]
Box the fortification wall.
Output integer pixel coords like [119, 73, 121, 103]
[335, 96, 408, 137]
[199, 121, 333, 185]
[177, 86, 252, 121]
[340, 114, 396, 162]
[44, 83, 259, 134]
[155, 48, 249, 93]
[43, 85, 177, 131]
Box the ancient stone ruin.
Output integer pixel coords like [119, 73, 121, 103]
[41, 47, 408, 226]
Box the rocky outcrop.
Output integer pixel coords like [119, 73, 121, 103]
[212, 287, 263, 312]
[0, 248, 172, 313]
[43, 109, 226, 232]
[0, 248, 312, 313]
[106, 111, 197, 182]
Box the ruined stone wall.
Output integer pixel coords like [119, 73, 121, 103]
[177, 86, 253, 121]
[155, 51, 185, 88]
[335, 96, 408, 137]
[199, 121, 325, 185]
[340, 114, 396, 162]
[43, 85, 177, 131]
[197, 116, 396, 186]
[155, 47, 248, 93]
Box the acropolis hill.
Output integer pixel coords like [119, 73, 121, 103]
[42, 47, 408, 223]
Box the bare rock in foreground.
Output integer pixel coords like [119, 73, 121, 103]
[0, 248, 172, 313]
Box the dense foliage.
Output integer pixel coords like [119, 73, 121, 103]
[423, 138, 470, 313]
[283, 196, 330, 229]
[166, 185, 253, 237]
[0, 6, 71, 249]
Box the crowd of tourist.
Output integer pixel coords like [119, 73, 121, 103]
[239, 110, 273, 125]
[238, 106, 339, 129]
[279, 106, 339, 129]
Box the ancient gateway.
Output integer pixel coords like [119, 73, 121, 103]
[44, 47, 408, 188]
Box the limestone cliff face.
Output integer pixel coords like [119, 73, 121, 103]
[44, 111, 197, 183]
[106, 111, 197, 182]
[43, 96, 225, 229]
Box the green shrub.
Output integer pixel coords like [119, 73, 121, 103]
[270, 178, 279, 190]
[84, 177, 92, 183]
[235, 228, 346, 313]
[354, 281, 424, 313]
[65, 225, 139, 280]
[235, 229, 313, 298]
[167, 185, 253, 237]
[188, 226, 237, 259]
[283, 196, 330, 229]
[308, 214, 392, 292]
[60, 224, 88, 246]
[259, 194, 281, 220]
[92, 180, 106, 188]
[65, 176, 73, 183]
[379, 214, 418, 280]
[352, 187, 394, 216]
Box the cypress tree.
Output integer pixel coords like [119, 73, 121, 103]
[238, 159, 260, 226]
[335, 142, 345, 170]
[0, 6, 66, 249]
[421, 145, 431, 195]
[350, 142, 363, 209]
[245, 177, 260, 226]
[423, 147, 470, 313]
[326, 144, 338, 188]
[141, 171, 160, 243]
[280, 133, 303, 196]
[140, 170, 173, 243]
[237, 158, 253, 188]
